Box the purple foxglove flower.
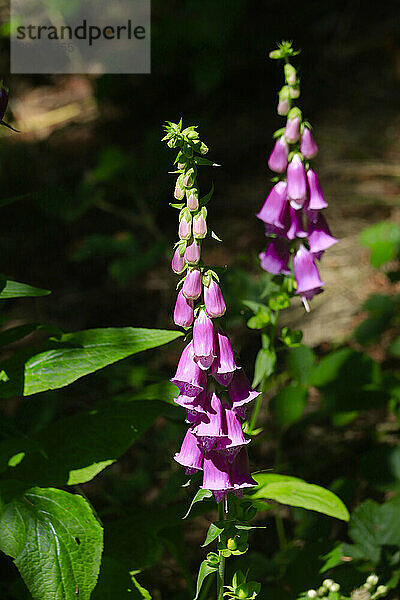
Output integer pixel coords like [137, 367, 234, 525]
[193, 210, 207, 239]
[179, 209, 192, 240]
[300, 128, 318, 159]
[212, 328, 238, 386]
[186, 188, 199, 211]
[171, 248, 186, 274]
[286, 206, 307, 240]
[174, 428, 204, 473]
[201, 450, 232, 502]
[259, 238, 290, 275]
[268, 137, 288, 173]
[182, 268, 202, 300]
[174, 176, 185, 200]
[174, 390, 208, 414]
[222, 407, 250, 462]
[308, 212, 337, 256]
[184, 239, 201, 265]
[185, 408, 209, 426]
[256, 181, 287, 229]
[287, 154, 307, 209]
[293, 244, 324, 302]
[171, 341, 206, 397]
[277, 98, 290, 116]
[204, 279, 226, 318]
[194, 392, 228, 451]
[174, 290, 194, 327]
[193, 308, 216, 370]
[228, 370, 260, 418]
[285, 116, 300, 143]
[230, 448, 257, 493]
[307, 169, 328, 210]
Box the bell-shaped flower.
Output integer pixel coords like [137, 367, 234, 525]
[287, 154, 307, 209]
[186, 188, 199, 211]
[259, 238, 291, 275]
[178, 208, 192, 240]
[278, 98, 290, 116]
[286, 206, 307, 240]
[193, 208, 207, 239]
[300, 128, 318, 159]
[182, 268, 202, 300]
[293, 244, 324, 302]
[308, 212, 337, 258]
[228, 370, 260, 419]
[285, 116, 300, 143]
[174, 289, 194, 327]
[204, 279, 226, 318]
[193, 308, 216, 370]
[174, 389, 208, 414]
[307, 169, 327, 210]
[171, 341, 206, 397]
[230, 448, 257, 493]
[174, 175, 185, 200]
[184, 239, 201, 265]
[174, 428, 204, 473]
[212, 328, 238, 386]
[201, 450, 232, 502]
[256, 181, 287, 229]
[221, 407, 250, 462]
[194, 392, 228, 451]
[171, 247, 186, 274]
[268, 137, 288, 173]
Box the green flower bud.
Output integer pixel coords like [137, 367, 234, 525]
[366, 575, 378, 586]
[174, 174, 185, 200]
[287, 107, 302, 121]
[307, 591, 317, 599]
[183, 167, 196, 188]
[376, 586, 387, 596]
[186, 188, 199, 211]
[227, 537, 238, 551]
[284, 63, 297, 85]
[200, 142, 208, 154]
[289, 84, 300, 98]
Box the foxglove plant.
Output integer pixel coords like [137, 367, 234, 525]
[257, 41, 337, 312]
[163, 120, 261, 599]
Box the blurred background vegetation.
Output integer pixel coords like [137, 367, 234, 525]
[0, 1, 399, 598]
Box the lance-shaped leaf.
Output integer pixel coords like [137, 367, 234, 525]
[0, 487, 103, 600]
[0, 327, 182, 397]
[250, 473, 349, 521]
[0, 278, 50, 298]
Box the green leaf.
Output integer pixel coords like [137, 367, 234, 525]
[360, 221, 400, 267]
[270, 385, 307, 428]
[252, 348, 276, 388]
[0, 487, 103, 600]
[250, 473, 349, 521]
[202, 522, 224, 547]
[0, 327, 183, 397]
[194, 559, 218, 600]
[183, 488, 213, 519]
[389, 337, 400, 358]
[349, 497, 400, 562]
[287, 345, 314, 385]
[5, 400, 162, 486]
[0, 279, 50, 299]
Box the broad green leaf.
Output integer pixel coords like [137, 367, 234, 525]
[287, 345, 314, 385]
[0, 327, 182, 397]
[360, 221, 400, 267]
[6, 400, 162, 486]
[349, 497, 400, 562]
[183, 488, 213, 519]
[252, 348, 276, 388]
[0, 279, 50, 299]
[194, 559, 218, 600]
[270, 385, 307, 428]
[389, 336, 400, 358]
[0, 487, 103, 600]
[251, 473, 349, 521]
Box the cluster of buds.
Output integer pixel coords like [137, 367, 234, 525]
[163, 120, 259, 502]
[303, 574, 388, 600]
[257, 42, 337, 311]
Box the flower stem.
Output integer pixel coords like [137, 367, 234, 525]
[217, 499, 226, 600]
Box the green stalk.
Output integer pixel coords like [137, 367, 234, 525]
[216, 500, 226, 600]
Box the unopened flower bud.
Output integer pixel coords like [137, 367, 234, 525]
[301, 127, 318, 158]
[193, 208, 207, 239]
[284, 63, 297, 85]
[285, 115, 300, 143]
[307, 591, 317, 599]
[184, 129, 199, 140]
[171, 247, 186, 274]
[268, 136, 288, 173]
[184, 239, 201, 265]
[183, 268, 202, 300]
[179, 208, 192, 240]
[318, 587, 327, 596]
[366, 575, 378, 586]
[174, 289, 194, 327]
[186, 188, 199, 211]
[289, 84, 300, 98]
[330, 583, 340, 593]
[204, 279, 226, 318]
[278, 86, 291, 115]
[183, 168, 196, 188]
[376, 586, 387, 595]
[323, 580, 334, 589]
[174, 174, 185, 200]
[200, 142, 208, 154]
